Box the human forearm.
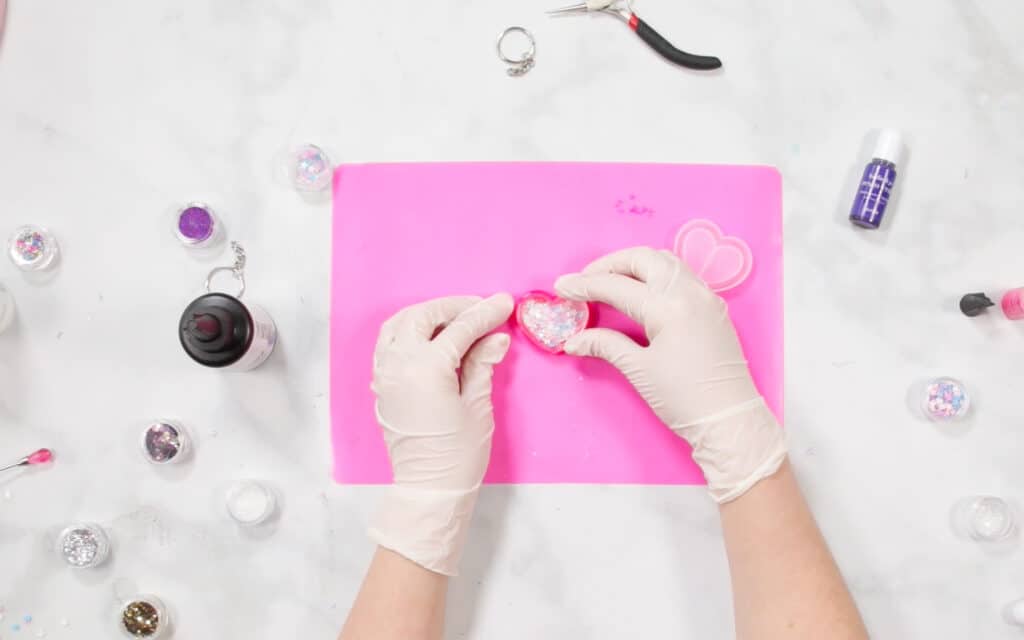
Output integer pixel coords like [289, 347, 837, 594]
[339, 294, 513, 639]
[719, 461, 868, 640]
[339, 547, 448, 640]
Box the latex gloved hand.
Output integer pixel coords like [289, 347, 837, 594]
[555, 248, 785, 503]
[368, 294, 513, 575]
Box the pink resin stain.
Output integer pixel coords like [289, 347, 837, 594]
[331, 163, 783, 485]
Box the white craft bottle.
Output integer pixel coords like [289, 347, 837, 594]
[1004, 598, 1024, 627]
[0, 283, 14, 333]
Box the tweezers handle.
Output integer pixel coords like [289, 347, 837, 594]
[631, 16, 722, 70]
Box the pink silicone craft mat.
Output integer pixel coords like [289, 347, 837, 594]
[331, 163, 782, 484]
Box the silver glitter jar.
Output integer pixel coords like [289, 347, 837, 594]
[57, 523, 111, 569]
[140, 420, 191, 464]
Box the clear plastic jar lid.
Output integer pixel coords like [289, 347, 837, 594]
[174, 202, 221, 248]
[57, 522, 111, 569]
[225, 480, 276, 526]
[118, 594, 169, 639]
[921, 376, 970, 422]
[8, 225, 59, 271]
[140, 421, 190, 465]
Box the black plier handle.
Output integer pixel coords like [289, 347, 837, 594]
[549, 0, 723, 71]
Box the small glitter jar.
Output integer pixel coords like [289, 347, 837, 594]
[140, 421, 190, 464]
[8, 225, 58, 271]
[118, 595, 168, 639]
[921, 376, 971, 422]
[174, 202, 222, 248]
[287, 144, 332, 192]
[950, 495, 1017, 542]
[225, 480, 276, 526]
[56, 523, 111, 569]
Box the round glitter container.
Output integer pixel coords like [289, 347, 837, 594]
[174, 202, 221, 248]
[56, 523, 110, 569]
[0, 282, 15, 334]
[140, 421, 190, 465]
[118, 595, 168, 639]
[287, 144, 332, 192]
[225, 480, 276, 526]
[921, 376, 971, 422]
[8, 225, 58, 271]
[950, 495, 1018, 543]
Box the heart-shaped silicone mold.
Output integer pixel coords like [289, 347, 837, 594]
[516, 291, 590, 354]
[673, 219, 753, 292]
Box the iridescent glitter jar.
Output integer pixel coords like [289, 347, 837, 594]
[284, 143, 332, 192]
[56, 523, 111, 569]
[118, 595, 169, 639]
[140, 421, 190, 465]
[921, 376, 971, 422]
[174, 202, 222, 249]
[8, 225, 59, 271]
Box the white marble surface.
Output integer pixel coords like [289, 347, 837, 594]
[1, 0, 1023, 637]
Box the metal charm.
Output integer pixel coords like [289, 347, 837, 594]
[205, 241, 247, 298]
[497, 26, 536, 77]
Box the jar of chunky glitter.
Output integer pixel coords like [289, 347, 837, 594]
[140, 420, 191, 465]
[118, 594, 170, 639]
[56, 523, 111, 569]
[277, 143, 333, 193]
[920, 376, 971, 422]
[8, 225, 59, 271]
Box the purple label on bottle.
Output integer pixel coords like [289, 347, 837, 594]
[849, 160, 896, 229]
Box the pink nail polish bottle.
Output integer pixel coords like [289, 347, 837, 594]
[1000, 288, 1024, 320]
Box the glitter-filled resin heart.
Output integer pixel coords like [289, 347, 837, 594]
[516, 291, 590, 354]
[673, 219, 753, 292]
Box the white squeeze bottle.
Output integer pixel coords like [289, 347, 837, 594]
[1004, 598, 1024, 627]
[0, 283, 14, 334]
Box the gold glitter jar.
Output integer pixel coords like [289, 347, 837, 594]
[118, 595, 169, 638]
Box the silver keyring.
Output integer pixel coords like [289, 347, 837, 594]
[497, 26, 536, 76]
[205, 266, 246, 299]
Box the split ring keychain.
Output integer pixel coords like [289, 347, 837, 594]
[497, 26, 536, 76]
[179, 241, 278, 372]
[548, 0, 722, 70]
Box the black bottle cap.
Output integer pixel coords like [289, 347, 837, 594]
[179, 293, 253, 367]
[959, 292, 995, 318]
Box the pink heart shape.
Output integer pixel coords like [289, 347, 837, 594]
[515, 291, 590, 354]
[672, 219, 753, 292]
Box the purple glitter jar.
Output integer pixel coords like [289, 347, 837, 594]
[175, 203, 221, 248]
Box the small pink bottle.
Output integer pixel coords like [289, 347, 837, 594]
[1000, 288, 1024, 320]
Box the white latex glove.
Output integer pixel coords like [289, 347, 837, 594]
[368, 294, 514, 576]
[555, 247, 786, 503]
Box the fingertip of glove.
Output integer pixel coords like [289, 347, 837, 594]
[562, 333, 586, 356]
[491, 332, 512, 361]
[490, 292, 515, 313]
[554, 274, 582, 299]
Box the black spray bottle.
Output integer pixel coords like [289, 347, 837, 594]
[178, 242, 277, 371]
